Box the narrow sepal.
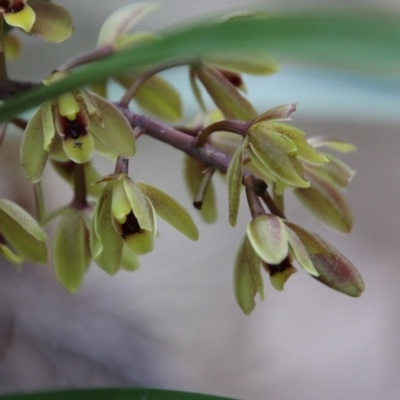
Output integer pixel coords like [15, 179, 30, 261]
[20, 105, 49, 182]
[227, 143, 244, 226]
[286, 222, 365, 297]
[315, 153, 356, 188]
[234, 235, 264, 315]
[189, 67, 207, 112]
[294, 168, 353, 233]
[285, 225, 318, 276]
[90, 185, 123, 274]
[247, 214, 289, 265]
[0, 199, 47, 264]
[136, 181, 199, 241]
[53, 210, 90, 293]
[0, 243, 24, 265]
[195, 66, 257, 120]
[308, 137, 357, 153]
[252, 103, 297, 124]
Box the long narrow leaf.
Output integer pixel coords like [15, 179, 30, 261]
[1, 11, 400, 121]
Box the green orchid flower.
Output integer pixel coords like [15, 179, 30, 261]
[90, 173, 199, 275]
[0, 0, 73, 42]
[20, 71, 136, 183]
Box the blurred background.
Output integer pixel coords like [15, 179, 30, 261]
[0, 1, 400, 400]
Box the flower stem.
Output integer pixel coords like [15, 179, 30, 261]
[114, 156, 129, 174]
[119, 58, 195, 107]
[71, 163, 88, 209]
[33, 181, 46, 225]
[0, 18, 8, 81]
[58, 45, 114, 71]
[244, 175, 265, 219]
[272, 183, 285, 215]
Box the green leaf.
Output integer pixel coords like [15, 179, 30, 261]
[226, 143, 244, 227]
[53, 210, 90, 293]
[0, 388, 237, 400]
[136, 181, 199, 241]
[195, 66, 257, 120]
[2, 11, 400, 121]
[204, 50, 279, 75]
[285, 221, 365, 297]
[234, 235, 264, 315]
[247, 214, 288, 265]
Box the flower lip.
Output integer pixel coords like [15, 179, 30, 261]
[61, 113, 87, 140]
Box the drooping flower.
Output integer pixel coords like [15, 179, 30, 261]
[20, 71, 136, 183]
[0, 0, 73, 42]
[234, 212, 364, 315]
[90, 173, 199, 275]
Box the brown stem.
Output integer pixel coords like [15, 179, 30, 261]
[244, 175, 265, 219]
[193, 167, 215, 210]
[114, 156, 129, 174]
[119, 58, 195, 107]
[71, 163, 88, 209]
[0, 18, 8, 81]
[58, 45, 114, 71]
[196, 119, 250, 147]
[253, 178, 286, 219]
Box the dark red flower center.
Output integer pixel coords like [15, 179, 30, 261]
[0, 0, 24, 13]
[121, 211, 142, 237]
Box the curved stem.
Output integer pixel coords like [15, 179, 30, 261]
[196, 119, 250, 147]
[244, 175, 265, 219]
[114, 156, 129, 174]
[0, 18, 8, 81]
[58, 45, 114, 71]
[119, 58, 195, 107]
[193, 167, 215, 210]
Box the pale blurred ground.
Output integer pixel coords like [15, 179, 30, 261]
[0, 1, 400, 400]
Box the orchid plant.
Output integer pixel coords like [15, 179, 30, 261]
[0, 1, 366, 312]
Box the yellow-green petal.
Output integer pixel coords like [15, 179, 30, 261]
[42, 101, 55, 151]
[0, 199, 47, 264]
[308, 137, 357, 153]
[87, 92, 136, 158]
[136, 181, 199, 241]
[124, 228, 154, 255]
[58, 92, 80, 121]
[20, 105, 49, 183]
[123, 178, 155, 233]
[268, 122, 328, 165]
[248, 126, 309, 188]
[227, 142, 244, 227]
[247, 214, 289, 265]
[315, 153, 356, 188]
[4, 3, 35, 32]
[234, 235, 264, 316]
[53, 210, 90, 293]
[121, 244, 140, 271]
[111, 178, 131, 224]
